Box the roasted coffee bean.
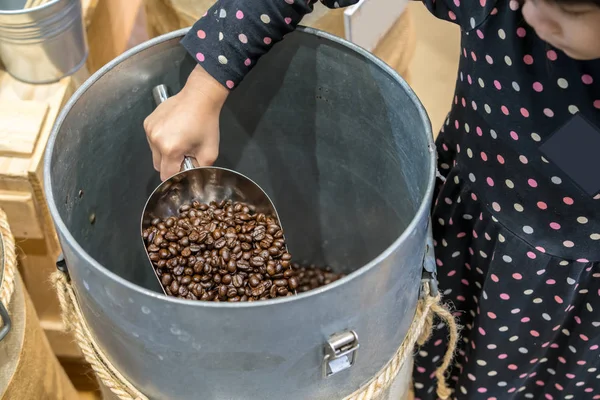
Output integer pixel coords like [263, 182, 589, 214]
[144, 199, 343, 301]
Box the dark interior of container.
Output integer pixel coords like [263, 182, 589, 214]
[48, 30, 432, 293]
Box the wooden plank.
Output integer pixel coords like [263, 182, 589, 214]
[0, 100, 48, 157]
[0, 190, 43, 238]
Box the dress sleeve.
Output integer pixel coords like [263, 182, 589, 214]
[180, 0, 359, 90]
[420, 0, 497, 31]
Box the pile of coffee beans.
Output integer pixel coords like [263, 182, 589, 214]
[142, 199, 344, 302]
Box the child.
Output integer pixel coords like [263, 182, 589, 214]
[143, 1, 600, 398]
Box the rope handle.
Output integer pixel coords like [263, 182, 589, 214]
[0, 208, 17, 342]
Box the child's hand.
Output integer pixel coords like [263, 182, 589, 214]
[144, 66, 229, 181]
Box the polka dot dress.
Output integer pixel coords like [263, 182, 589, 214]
[182, 1, 600, 399]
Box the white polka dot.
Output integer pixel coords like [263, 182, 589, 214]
[219, 32, 223, 41]
[511, 308, 520, 314]
[569, 345, 577, 353]
[568, 105, 579, 114]
[485, 104, 491, 114]
[542, 313, 551, 321]
[488, 370, 497, 376]
[498, 381, 507, 387]
[551, 176, 562, 184]
[480, 251, 488, 258]
[590, 233, 600, 240]
[488, 344, 497, 350]
[492, 202, 501, 212]
[470, 17, 476, 28]
[531, 133, 541, 142]
[523, 225, 534, 234]
[218, 55, 228, 64]
[565, 396, 574, 399]
[414, 382, 424, 389]
[512, 81, 520, 91]
[478, 78, 485, 88]
[533, 298, 543, 304]
[525, 394, 534, 399]
[498, 29, 506, 39]
[498, 233, 506, 242]
[547, 368, 556, 375]
[506, 179, 515, 188]
[260, 14, 271, 23]
[563, 240, 574, 248]
[490, 129, 497, 139]
[524, 289, 533, 295]
[469, 173, 476, 182]
[514, 203, 524, 212]
[541, 156, 549, 163]
[561, 261, 570, 267]
[463, 214, 473, 220]
[519, 155, 528, 164]
[503, 255, 512, 263]
[333, 1, 340, 7]
[519, 347, 529, 354]
[562, 329, 570, 336]
[467, 148, 473, 158]
[460, 386, 468, 395]
[509, 335, 519, 342]
[499, 326, 509, 332]
[557, 78, 569, 88]
[505, 55, 513, 65]
[587, 303, 594, 312]
[577, 216, 588, 224]
[465, 123, 470, 133]
[219, 8, 227, 18]
[518, 387, 526, 392]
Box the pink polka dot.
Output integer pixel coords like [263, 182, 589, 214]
[478, 388, 488, 393]
[594, 100, 600, 109]
[590, 344, 599, 350]
[535, 246, 546, 253]
[536, 201, 547, 210]
[494, 80, 502, 90]
[476, 126, 483, 135]
[454, 0, 460, 6]
[578, 360, 587, 365]
[468, 75, 473, 84]
[244, 58, 251, 66]
[485, 55, 493, 64]
[559, 357, 567, 364]
[521, 317, 530, 323]
[580, 334, 589, 341]
[284, 17, 292, 24]
[486, 177, 494, 186]
[556, 383, 564, 391]
[524, 55, 534, 65]
[491, 274, 499, 282]
[447, 270, 456, 277]
[487, 312, 497, 319]
[479, 327, 486, 335]
[544, 108, 555, 117]
[582, 74, 594, 84]
[495, 155, 504, 165]
[481, 152, 488, 161]
[528, 179, 538, 188]
[501, 105, 509, 115]
[575, 316, 582, 324]
[238, 33, 248, 43]
[546, 279, 556, 285]
[527, 251, 537, 259]
[554, 295, 563, 304]
[510, 131, 519, 140]
[517, 27, 526, 37]
[508, 364, 518, 370]
[477, 30, 484, 39]
[566, 373, 575, 378]
[550, 222, 561, 230]
[263, 37, 272, 45]
[533, 82, 544, 92]
[520, 108, 529, 117]
[563, 197, 574, 205]
[197, 30, 206, 39]
[512, 273, 522, 280]
[417, 366, 426, 373]
[547, 50, 557, 60]
[480, 0, 486, 5]
[196, 52, 205, 62]
[225, 80, 235, 89]
[448, 10, 457, 20]
[236, 10, 244, 19]
[530, 330, 540, 337]
[471, 52, 477, 61]
[498, 353, 508, 359]
[500, 293, 510, 300]
[545, 395, 553, 400]
[536, 380, 544, 386]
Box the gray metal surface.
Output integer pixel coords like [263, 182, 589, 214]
[44, 28, 436, 399]
[0, 0, 87, 83]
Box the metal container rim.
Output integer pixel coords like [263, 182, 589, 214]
[44, 26, 436, 308]
[0, 0, 63, 15]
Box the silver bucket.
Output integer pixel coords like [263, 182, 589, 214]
[0, 0, 87, 84]
[44, 28, 436, 399]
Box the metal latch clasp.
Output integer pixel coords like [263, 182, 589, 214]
[323, 330, 359, 378]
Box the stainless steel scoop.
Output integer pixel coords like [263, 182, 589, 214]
[141, 84, 287, 294]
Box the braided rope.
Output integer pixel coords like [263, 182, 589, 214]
[53, 271, 458, 400]
[0, 208, 17, 319]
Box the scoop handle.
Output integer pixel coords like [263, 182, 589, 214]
[151, 84, 196, 172]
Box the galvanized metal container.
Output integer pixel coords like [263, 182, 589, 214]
[44, 28, 436, 399]
[0, 0, 87, 83]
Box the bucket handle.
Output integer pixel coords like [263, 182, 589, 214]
[420, 219, 439, 298]
[0, 301, 10, 342]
